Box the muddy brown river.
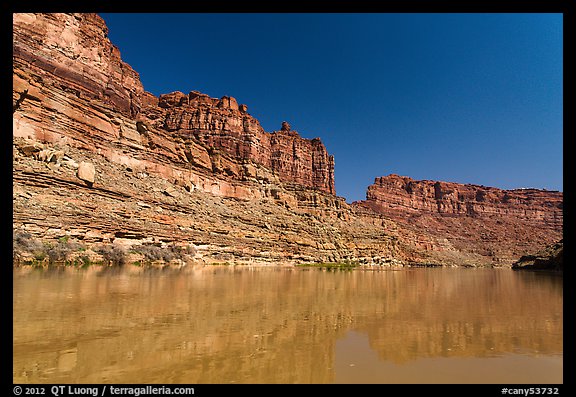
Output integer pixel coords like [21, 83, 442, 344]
[13, 266, 562, 384]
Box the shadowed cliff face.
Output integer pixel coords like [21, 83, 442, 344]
[513, 240, 563, 271]
[12, 13, 562, 267]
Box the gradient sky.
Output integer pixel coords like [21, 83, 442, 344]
[100, 13, 563, 203]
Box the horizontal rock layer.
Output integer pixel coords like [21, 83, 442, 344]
[12, 13, 143, 118]
[12, 13, 563, 267]
[148, 91, 335, 194]
[362, 174, 562, 225]
[10, 13, 395, 265]
[354, 175, 563, 265]
[12, 142, 409, 266]
[13, 13, 334, 197]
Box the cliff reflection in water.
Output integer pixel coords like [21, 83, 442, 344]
[13, 267, 562, 383]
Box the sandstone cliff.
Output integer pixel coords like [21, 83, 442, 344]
[12, 13, 562, 267]
[354, 175, 563, 265]
[152, 93, 335, 194]
[12, 12, 404, 266]
[13, 13, 334, 201]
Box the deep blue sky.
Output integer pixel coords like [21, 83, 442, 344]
[100, 13, 563, 203]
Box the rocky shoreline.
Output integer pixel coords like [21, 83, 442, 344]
[512, 240, 563, 272]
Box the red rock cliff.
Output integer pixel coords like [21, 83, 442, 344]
[13, 12, 559, 267]
[354, 174, 563, 264]
[13, 13, 335, 197]
[13, 13, 144, 118]
[362, 174, 562, 226]
[148, 92, 335, 194]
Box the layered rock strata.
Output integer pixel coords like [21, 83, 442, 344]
[153, 92, 335, 194]
[12, 13, 563, 267]
[354, 175, 563, 265]
[12, 141, 409, 265]
[13, 13, 334, 203]
[11, 13, 399, 266]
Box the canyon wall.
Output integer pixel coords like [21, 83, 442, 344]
[12, 13, 562, 267]
[361, 174, 562, 226]
[13, 13, 334, 201]
[12, 12, 402, 266]
[354, 175, 563, 265]
[153, 92, 335, 194]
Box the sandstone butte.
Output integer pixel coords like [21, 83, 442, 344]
[12, 13, 563, 268]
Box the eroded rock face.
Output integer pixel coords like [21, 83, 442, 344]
[152, 91, 335, 194]
[10, 12, 359, 266]
[354, 175, 563, 265]
[12, 13, 562, 267]
[13, 13, 144, 118]
[361, 174, 563, 225]
[13, 139, 408, 266]
[13, 13, 335, 199]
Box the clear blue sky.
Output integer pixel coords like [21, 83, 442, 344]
[100, 13, 563, 203]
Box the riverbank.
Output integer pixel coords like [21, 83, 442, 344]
[512, 240, 563, 272]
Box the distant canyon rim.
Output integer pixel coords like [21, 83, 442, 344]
[12, 13, 563, 267]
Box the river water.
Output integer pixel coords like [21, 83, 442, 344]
[13, 266, 562, 384]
